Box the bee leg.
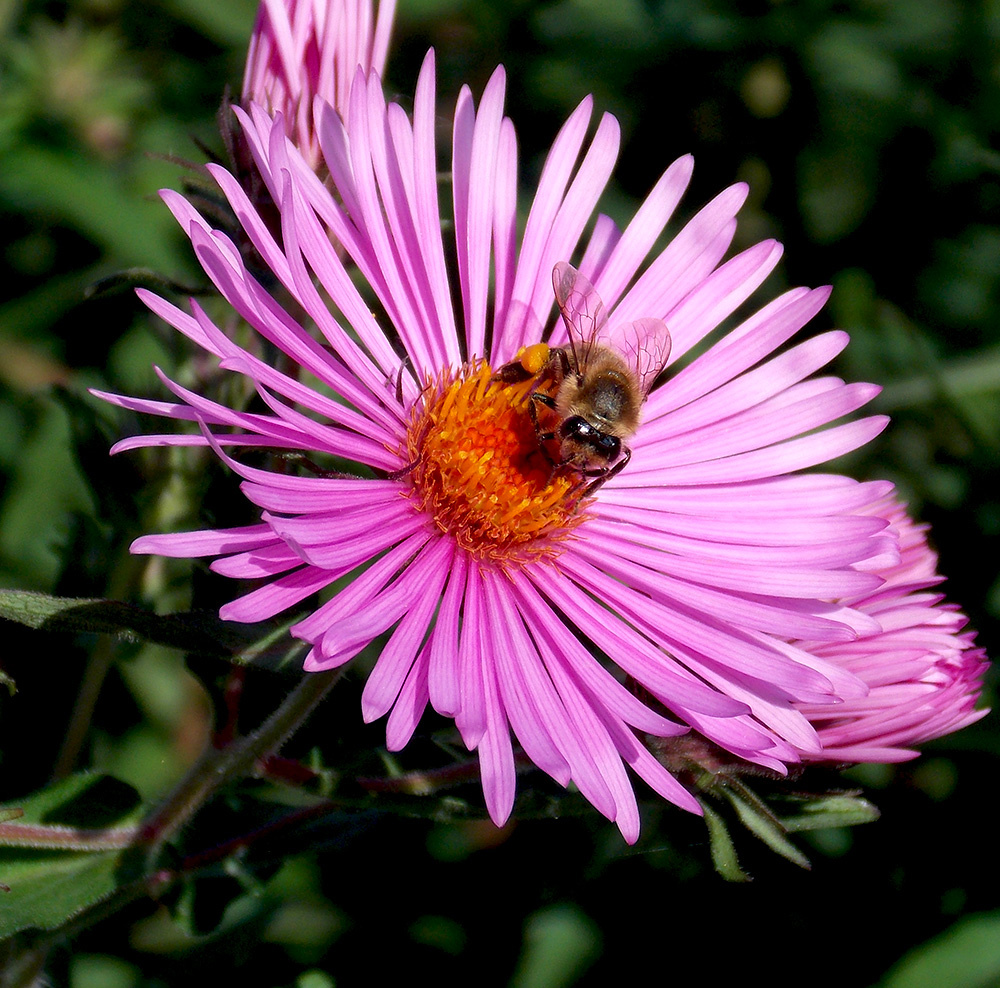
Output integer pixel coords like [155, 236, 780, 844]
[394, 356, 411, 405]
[492, 361, 535, 385]
[552, 347, 572, 379]
[529, 393, 560, 468]
[386, 417, 434, 481]
[529, 391, 557, 438]
[249, 451, 360, 479]
[581, 446, 631, 498]
[387, 460, 419, 480]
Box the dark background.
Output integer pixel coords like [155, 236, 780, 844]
[1, 1, 998, 986]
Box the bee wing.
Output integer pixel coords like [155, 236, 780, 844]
[552, 261, 608, 373]
[610, 317, 672, 397]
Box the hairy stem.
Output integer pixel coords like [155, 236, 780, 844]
[139, 668, 342, 859]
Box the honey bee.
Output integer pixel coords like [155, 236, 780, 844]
[496, 262, 671, 496]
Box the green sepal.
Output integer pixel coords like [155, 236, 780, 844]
[699, 800, 751, 883]
[772, 791, 881, 833]
[716, 779, 813, 871]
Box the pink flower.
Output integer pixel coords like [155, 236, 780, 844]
[242, 0, 396, 168]
[97, 54, 901, 841]
[795, 496, 989, 763]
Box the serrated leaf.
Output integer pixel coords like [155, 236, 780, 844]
[0, 774, 144, 937]
[700, 801, 750, 883]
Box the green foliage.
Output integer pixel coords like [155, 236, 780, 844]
[0, 588, 294, 663]
[0, 774, 142, 939]
[508, 905, 602, 988]
[0, 1, 997, 987]
[877, 911, 1000, 988]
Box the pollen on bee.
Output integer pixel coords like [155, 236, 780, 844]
[516, 342, 552, 376]
[401, 359, 585, 564]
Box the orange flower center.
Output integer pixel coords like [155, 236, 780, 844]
[403, 359, 586, 565]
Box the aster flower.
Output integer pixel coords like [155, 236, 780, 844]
[97, 53, 901, 842]
[242, 0, 396, 168]
[795, 496, 989, 764]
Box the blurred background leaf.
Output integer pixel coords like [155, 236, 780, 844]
[0, 1, 997, 986]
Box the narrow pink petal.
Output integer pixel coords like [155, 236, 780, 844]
[558, 551, 854, 705]
[239, 477, 403, 514]
[510, 578, 688, 738]
[132, 524, 276, 558]
[458, 66, 507, 359]
[489, 119, 519, 356]
[531, 111, 621, 316]
[609, 182, 748, 327]
[577, 213, 621, 289]
[660, 239, 785, 361]
[622, 416, 890, 486]
[603, 718, 703, 817]
[385, 648, 431, 751]
[591, 154, 695, 309]
[361, 540, 452, 722]
[499, 97, 594, 345]
[600, 474, 895, 516]
[482, 576, 573, 787]
[477, 672, 516, 828]
[211, 542, 304, 579]
[265, 503, 426, 571]
[455, 560, 488, 748]
[530, 563, 751, 719]
[643, 332, 852, 444]
[427, 549, 467, 717]
[221, 564, 337, 623]
[291, 532, 430, 641]
[575, 529, 879, 641]
[647, 286, 832, 417]
[407, 50, 461, 364]
[597, 497, 888, 547]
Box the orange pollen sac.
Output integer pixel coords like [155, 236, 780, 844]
[403, 360, 585, 565]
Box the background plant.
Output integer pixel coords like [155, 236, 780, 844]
[0, 1, 997, 986]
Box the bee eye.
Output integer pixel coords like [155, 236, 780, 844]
[561, 416, 592, 439]
[597, 434, 620, 458]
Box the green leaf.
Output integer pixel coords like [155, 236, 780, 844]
[0, 144, 183, 273]
[508, 904, 602, 988]
[0, 589, 285, 662]
[718, 781, 812, 871]
[775, 792, 881, 833]
[0, 774, 143, 938]
[5, 773, 140, 829]
[161, 0, 259, 47]
[700, 800, 751, 883]
[878, 911, 1000, 988]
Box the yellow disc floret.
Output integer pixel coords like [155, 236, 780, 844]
[402, 359, 584, 566]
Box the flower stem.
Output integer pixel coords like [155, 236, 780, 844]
[139, 669, 342, 859]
